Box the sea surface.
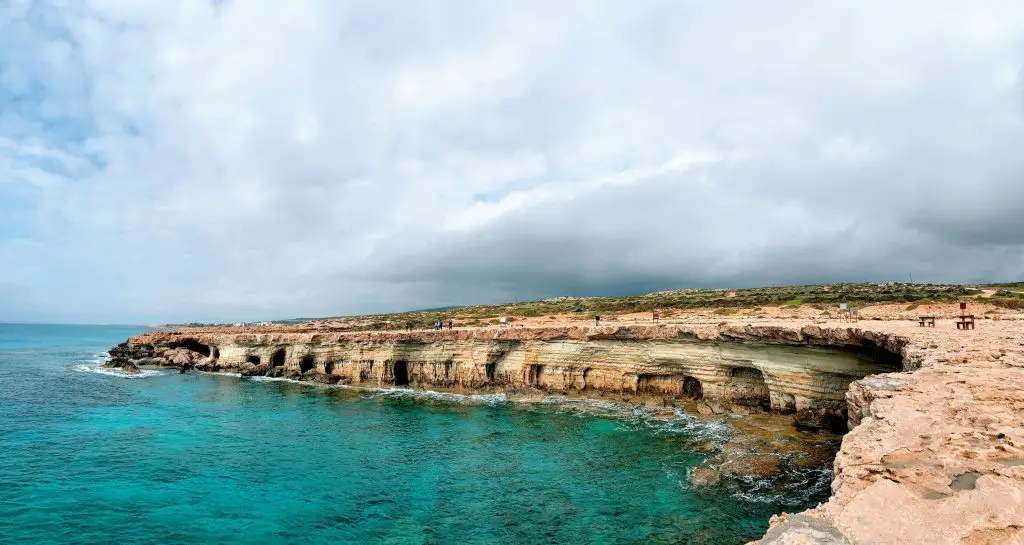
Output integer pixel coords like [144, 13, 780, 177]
[0, 324, 830, 544]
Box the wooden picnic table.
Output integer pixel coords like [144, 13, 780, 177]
[956, 315, 976, 330]
[918, 316, 936, 327]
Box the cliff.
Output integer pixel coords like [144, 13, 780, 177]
[110, 318, 1024, 543]
[112, 323, 906, 432]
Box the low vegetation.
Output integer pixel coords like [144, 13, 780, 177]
[261, 282, 995, 332]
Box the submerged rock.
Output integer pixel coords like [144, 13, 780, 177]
[720, 453, 783, 479]
[690, 468, 722, 488]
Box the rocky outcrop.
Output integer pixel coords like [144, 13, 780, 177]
[752, 318, 1024, 545]
[113, 324, 905, 430]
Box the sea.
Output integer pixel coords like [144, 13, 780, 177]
[0, 324, 830, 544]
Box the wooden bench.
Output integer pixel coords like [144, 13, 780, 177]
[956, 315, 976, 330]
[918, 316, 936, 327]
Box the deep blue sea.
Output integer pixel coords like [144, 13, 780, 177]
[0, 324, 828, 544]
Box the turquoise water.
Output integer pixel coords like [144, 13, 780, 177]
[0, 324, 828, 544]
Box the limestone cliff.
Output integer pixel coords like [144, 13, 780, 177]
[111, 324, 905, 431]
[109, 318, 1024, 543]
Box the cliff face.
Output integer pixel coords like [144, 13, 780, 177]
[108, 318, 1024, 543]
[112, 324, 905, 431]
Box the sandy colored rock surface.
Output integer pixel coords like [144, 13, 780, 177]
[750, 317, 1024, 544]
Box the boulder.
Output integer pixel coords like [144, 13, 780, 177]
[240, 363, 270, 377]
[307, 372, 341, 385]
[793, 408, 847, 433]
[195, 360, 219, 372]
[165, 348, 203, 367]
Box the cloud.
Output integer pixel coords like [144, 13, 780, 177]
[2, 0, 1024, 323]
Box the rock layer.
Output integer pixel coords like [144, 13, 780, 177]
[113, 324, 905, 430]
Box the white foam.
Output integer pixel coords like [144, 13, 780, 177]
[354, 385, 509, 405]
[528, 396, 733, 444]
[71, 362, 165, 379]
[247, 375, 307, 385]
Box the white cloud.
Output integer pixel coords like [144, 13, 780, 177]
[1, 0, 1024, 323]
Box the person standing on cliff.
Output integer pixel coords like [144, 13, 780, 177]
[595, 315, 601, 327]
[448, 320, 453, 330]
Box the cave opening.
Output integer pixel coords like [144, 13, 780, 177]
[393, 360, 409, 386]
[213, 348, 220, 359]
[323, 361, 335, 374]
[299, 355, 315, 374]
[529, 365, 544, 387]
[682, 376, 703, 399]
[271, 348, 286, 368]
[485, 363, 496, 382]
[728, 367, 771, 410]
[168, 339, 212, 357]
[246, 355, 261, 365]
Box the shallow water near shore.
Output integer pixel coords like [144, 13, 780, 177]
[0, 324, 831, 544]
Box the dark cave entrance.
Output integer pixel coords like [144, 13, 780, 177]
[323, 361, 335, 374]
[393, 360, 409, 386]
[246, 355, 261, 365]
[271, 348, 286, 368]
[528, 365, 544, 387]
[168, 339, 212, 358]
[485, 363, 496, 382]
[728, 367, 771, 410]
[682, 376, 703, 400]
[299, 355, 315, 374]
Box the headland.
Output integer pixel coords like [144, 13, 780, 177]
[107, 283, 1024, 543]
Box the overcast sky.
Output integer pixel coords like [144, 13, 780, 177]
[2, 1, 1024, 324]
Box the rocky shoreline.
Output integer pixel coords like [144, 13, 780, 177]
[107, 319, 1024, 543]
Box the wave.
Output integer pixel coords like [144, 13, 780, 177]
[350, 385, 509, 405]
[243, 376, 511, 405]
[71, 362, 165, 379]
[531, 396, 734, 444]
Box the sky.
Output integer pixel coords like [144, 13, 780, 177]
[2, 0, 1024, 324]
